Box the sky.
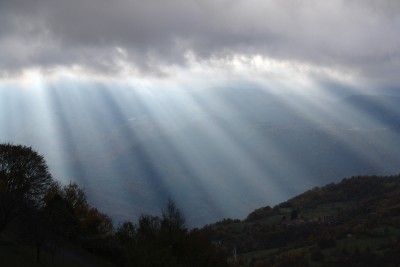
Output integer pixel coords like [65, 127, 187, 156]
[1, 0, 399, 91]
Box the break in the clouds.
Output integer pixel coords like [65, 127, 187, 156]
[1, 0, 400, 87]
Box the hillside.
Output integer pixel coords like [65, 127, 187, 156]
[201, 175, 400, 266]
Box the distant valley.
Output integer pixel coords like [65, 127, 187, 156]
[1, 86, 400, 226]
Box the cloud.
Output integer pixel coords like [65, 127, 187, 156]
[1, 0, 400, 87]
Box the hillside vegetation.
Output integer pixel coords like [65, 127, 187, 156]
[0, 143, 227, 267]
[201, 175, 400, 267]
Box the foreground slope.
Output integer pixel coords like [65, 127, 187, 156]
[0, 235, 117, 267]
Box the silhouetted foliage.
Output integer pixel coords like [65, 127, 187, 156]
[114, 200, 228, 267]
[62, 182, 89, 220]
[246, 206, 272, 222]
[0, 143, 52, 205]
[0, 143, 228, 266]
[0, 143, 53, 232]
[116, 221, 136, 245]
[0, 190, 22, 233]
[162, 198, 186, 232]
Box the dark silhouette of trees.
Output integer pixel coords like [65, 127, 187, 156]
[114, 200, 228, 267]
[116, 221, 136, 244]
[19, 207, 50, 263]
[137, 214, 161, 240]
[0, 143, 52, 204]
[62, 181, 89, 220]
[0, 143, 53, 232]
[0, 190, 21, 233]
[162, 198, 186, 232]
[42, 180, 117, 261]
[0, 143, 228, 266]
[44, 188, 78, 238]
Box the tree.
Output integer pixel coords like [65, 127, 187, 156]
[81, 207, 113, 238]
[116, 221, 136, 245]
[19, 207, 49, 263]
[45, 192, 79, 237]
[63, 182, 89, 219]
[161, 198, 186, 233]
[0, 143, 53, 205]
[0, 191, 22, 233]
[44, 181, 91, 239]
[137, 214, 161, 240]
[118, 200, 228, 267]
[0, 143, 53, 232]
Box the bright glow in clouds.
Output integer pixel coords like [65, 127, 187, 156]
[3, 52, 359, 96]
[2, 0, 399, 87]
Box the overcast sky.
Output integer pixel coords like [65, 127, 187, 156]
[1, 0, 399, 91]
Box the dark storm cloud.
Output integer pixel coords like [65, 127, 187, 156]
[1, 0, 400, 85]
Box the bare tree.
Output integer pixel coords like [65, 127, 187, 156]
[162, 198, 186, 232]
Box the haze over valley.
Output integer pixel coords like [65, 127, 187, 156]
[2, 85, 400, 226]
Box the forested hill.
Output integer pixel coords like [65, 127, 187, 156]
[201, 174, 400, 267]
[278, 174, 400, 213]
